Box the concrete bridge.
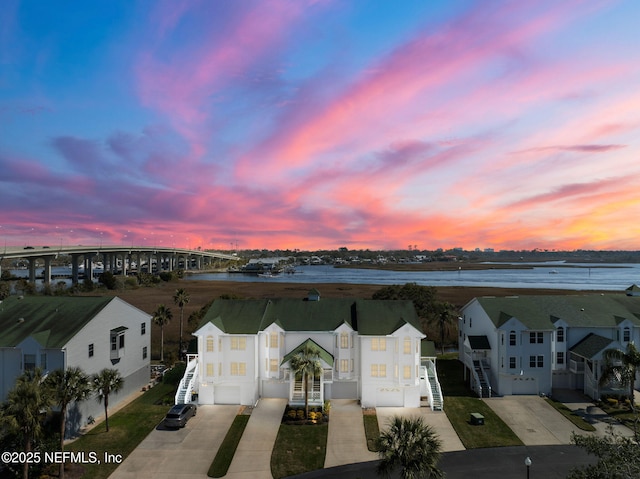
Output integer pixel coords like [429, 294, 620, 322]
[0, 245, 239, 284]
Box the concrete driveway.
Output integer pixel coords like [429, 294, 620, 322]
[324, 400, 378, 468]
[484, 392, 636, 446]
[108, 404, 238, 479]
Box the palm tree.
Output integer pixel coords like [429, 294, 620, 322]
[1, 369, 52, 479]
[600, 342, 640, 423]
[377, 415, 444, 479]
[173, 288, 190, 359]
[153, 304, 173, 363]
[46, 367, 92, 479]
[91, 368, 124, 432]
[289, 345, 323, 419]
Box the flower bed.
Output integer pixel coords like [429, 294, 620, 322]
[281, 405, 329, 425]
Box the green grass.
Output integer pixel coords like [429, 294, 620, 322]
[363, 412, 380, 452]
[67, 383, 175, 479]
[544, 398, 597, 431]
[444, 396, 524, 448]
[208, 414, 250, 477]
[270, 423, 328, 479]
[438, 358, 523, 449]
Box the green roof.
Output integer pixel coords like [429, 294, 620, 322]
[0, 296, 113, 348]
[468, 335, 491, 350]
[475, 294, 640, 330]
[281, 338, 334, 367]
[199, 297, 422, 335]
[570, 333, 614, 359]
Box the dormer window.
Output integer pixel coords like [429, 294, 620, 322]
[624, 327, 631, 342]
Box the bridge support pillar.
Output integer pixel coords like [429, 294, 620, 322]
[43, 257, 52, 284]
[28, 259, 37, 283]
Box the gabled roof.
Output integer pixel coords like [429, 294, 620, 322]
[281, 338, 334, 367]
[199, 297, 422, 336]
[474, 294, 640, 330]
[0, 296, 113, 348]
[569, 333, 614, 360]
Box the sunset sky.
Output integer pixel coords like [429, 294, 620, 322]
[2, 0, 640, 252]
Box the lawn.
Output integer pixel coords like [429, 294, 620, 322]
[270, 423, 328, 479]
[208, 414, 250, 477]
[66, 382, 175, 479]
[438, 357, 523, 449]
[363, 410, 380, 452]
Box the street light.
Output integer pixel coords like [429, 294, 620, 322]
[524, 456, 531, 479]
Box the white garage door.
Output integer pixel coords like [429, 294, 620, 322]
[511, 377, 538, 395]
[214, 386, 240, 404]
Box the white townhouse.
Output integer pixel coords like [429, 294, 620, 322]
[459, 287, 640, 399]
[179, 290, 442, 409]
[0, 295, 151, 436]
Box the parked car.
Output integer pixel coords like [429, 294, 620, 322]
[164, 403, 197, 428]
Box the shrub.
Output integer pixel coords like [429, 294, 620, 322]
[606, 397, 619, 406]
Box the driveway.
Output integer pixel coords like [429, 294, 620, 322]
[324, 400, 378, 468]
[484, 392, 636, 446]
[108, 404, 238, 479]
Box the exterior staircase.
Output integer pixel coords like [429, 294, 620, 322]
[473, 360, 491, 398]
[428, 369, 443, 410]
[175, 358, 198, 404]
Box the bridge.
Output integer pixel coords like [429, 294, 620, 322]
[0, 245, 240, 284]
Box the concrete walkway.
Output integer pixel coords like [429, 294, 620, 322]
[324, 400, 378, 468]
[376, 406, 465, 452]
[225, 397, 287, 479]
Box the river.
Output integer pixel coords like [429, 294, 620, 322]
[184, 263, 640, 291]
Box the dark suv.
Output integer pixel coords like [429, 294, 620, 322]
[164, 403, 197, 428]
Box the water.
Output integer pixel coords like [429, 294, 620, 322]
[184, 263, 640, 291]
[9, 263, 640, 291]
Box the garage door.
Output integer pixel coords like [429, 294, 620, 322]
[214, 386, 240, 404]
[511, 377, 538, 395]
[331, 381, 358, 399]
[375, 387, 404, 407]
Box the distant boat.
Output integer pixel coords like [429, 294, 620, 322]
[258, 271, 279, 278]
[549, 270, 559, 274]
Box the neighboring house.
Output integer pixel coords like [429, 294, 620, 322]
[0, 295, 151, 436]
[458, 287, 640, 400]
[179, 290, 442, 409]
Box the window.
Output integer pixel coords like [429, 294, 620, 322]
[556, 326, 564, 343]
[141, 322, 146, 335]
[231, 362, 246, 375]
[371, 364, 387, 377]
[403, 337, 412, 354]
[88, 344, 94, 357]
[142, 347, 148, 359]
[206, 336, 214, 352]
[219, 363, 222, 376]
[371, 338, 387, 351]
[529, 332, 543, 344]
[624, 327, 631, 342]
[340, 359, 349, 372]
[470, 317, 472, 328]
[270, 332, 279, 348]
[340, 333, 349, 349]
[231, 337, 246, 350]
[206, 363, 214, 377]
[270, 359, 279, 372]
[403, 365, 411, 380]
[556, 352, 564, 365]
[530, 355, 544, 368]
[110, 327, 128, 360]
[24, 354, 36, 371]
[509, 357, 516, 369]
[509, 331, 516, 346]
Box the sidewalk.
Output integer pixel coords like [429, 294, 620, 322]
[225, 397, 287, 479]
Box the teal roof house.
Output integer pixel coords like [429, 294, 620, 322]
[459, 289, 640, 400]
[0, 296, 151, 436]
[178, 290, 441, 409]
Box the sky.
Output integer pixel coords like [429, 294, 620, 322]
[1, 0, 640, 252]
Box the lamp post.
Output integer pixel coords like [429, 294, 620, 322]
[525, 456, 532, 479]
